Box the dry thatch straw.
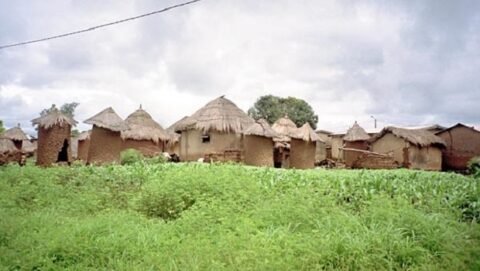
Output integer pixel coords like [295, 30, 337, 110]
[167, 116, 191, 133]
[179, 96, 254, 133]
[22, 140, 37, 153]
[0, 138, 17, 153]
[0, 126, 28, 141]
[32, 109, 77, 129]
[243, 119, 278, 138]
[375, 126, 446, 147]
[272, 116, 298, 140]
[343, 122, 370, 142]
[293, 123, 322, 142]
[84, 107, 127, 132]
[78, 130, 91, 141]
[121, 107, 170, 143]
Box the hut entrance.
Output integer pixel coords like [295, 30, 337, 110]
[57, 139, 69, 162]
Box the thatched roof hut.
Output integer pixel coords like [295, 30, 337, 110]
[243, 119, 278, 138]
[343, 122, 370, 142]
[0, 138, 21, 165]
[84, 107, 127, 132]
[84, 107, 126, 164]
[1, 126, 28, 141]
[168, 116, 192, 133]
[78, 130, 91, 142]
[181, 96, 254, 133]
[0, 138, 17, 153]
[272, 116, 298, 139]
[243, 119, 278, 167]
[77, 130, 91, 161]
[293, 123, 321, 142]
[32, 109, 77, 166]
[290, 123, 320, 169]
[375, 126, 446, 147]
[22, 140, 37, 155]
[435, 123, 480, 170]
[121, 107, 169, 157]
[122, 107, 170, 143]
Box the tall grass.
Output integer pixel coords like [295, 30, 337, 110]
[0, 163, 479, 270]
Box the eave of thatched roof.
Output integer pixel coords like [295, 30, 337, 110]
[77, 130, 91, 141]
[32, 109, 77, 129]
[293, 123, 322, 142]
[375, 126, 446, 147]
[243, 119, 278, 138]
[435, 123, 480, 135]
[121, 108, 170, 143]
[0, 138, 18, 153]
[84, 107, 127, 132]
[22, 140, 37, 153]
[272, 116, 298, 140]
[343, 122, 370, 142]
[167, 116, 191, 133]
[179, 96, 255, 133]
[0, 127, 28, 141]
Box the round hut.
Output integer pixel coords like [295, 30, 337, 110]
[0, 138, 21, 165]
[32, 109, 77, 166]
[84, 107, 127, 164]
[77, 130, 91, 161]
[290, 123, 321, 169]
[271, 116, 298, 168]
[165, 116, 190, 155]
[343, 122, 370, 168]
[0, 125, 28, 150]
[121, 107, 170, 157]
[243, 119, 278, 167]
[176, 96, 254, 162]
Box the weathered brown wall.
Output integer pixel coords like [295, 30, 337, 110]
[372, 133, 408, 165]
[77, 139, 90, 161]
[331, 137, 344, 160]
[36, 125, 72, 166]
[165, 142, 180, 155]
[180, 130, 243, 161]
[87, 126, 122, 165]
[344, 141, 369, 168]
[290, 139, 316, 169]
[315, 141, 327, 163]
[408, 145, 442, 171]
[352, 153, 399, 169]
[122, 139, 163, 157]
[244, 135, 274, 167]
[437, 126, 480, 170]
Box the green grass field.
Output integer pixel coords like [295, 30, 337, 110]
[1, 163, 479, 270]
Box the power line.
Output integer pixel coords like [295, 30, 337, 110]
[0, 0, 202, 50]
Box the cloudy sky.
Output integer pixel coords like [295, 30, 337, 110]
[0, 0, 479, 135]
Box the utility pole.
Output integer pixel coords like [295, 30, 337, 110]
[370, 116, 377, 129]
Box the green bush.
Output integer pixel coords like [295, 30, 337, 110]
[468, 156, 480, 178]
[120, 149, 144, 165]
[145, 154, 167, 164]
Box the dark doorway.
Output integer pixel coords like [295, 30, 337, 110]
[57, 139, 69, 162]
[274, 148, 282, 168]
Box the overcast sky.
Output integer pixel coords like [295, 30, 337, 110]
[0, 0, 479, 135]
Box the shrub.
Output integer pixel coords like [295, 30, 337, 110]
[145, 154, 167, 164]
[468, 156, 480, 178]
[120, 149, 144, 165]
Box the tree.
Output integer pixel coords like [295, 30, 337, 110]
[248, 95, 318, 129]
[0, 120, 5, 134]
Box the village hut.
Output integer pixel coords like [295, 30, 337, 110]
[84, 107, 127, 164]
[343, 122, 371, 168]
[165, 116, 189, 155]
[22, 140, 37, 158]
[0, 138, 21, 165]
[32, 109, 77, 166]
[290, 123, 321, 169]
[176, 96, 254, 162]
[435, 123, 480, 170]
[243, 119, 278, 167]
[0, 125, 28, 150]
[77, 130, 91, 161]
[371, 127, 445, 171]
[121, 107, 170, 157]
[271, 116, 298, 168]
[315, 130, 333, 162]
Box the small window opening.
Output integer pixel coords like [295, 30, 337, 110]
[57, 139, 69, 162]
[202, 133, 211, 143]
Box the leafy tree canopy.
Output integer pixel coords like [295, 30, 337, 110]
[248, 95, 318, 129]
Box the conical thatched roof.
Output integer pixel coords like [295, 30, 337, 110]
[344, 122, 370, 142]
[179, 96, 255, 133]
[78, 130, 91, 141]
[293, 123, 322, 142]
[32, 109, 77, 129]
[243, 119, 278, 138]
[0, 138, 17, 153]
[167, 116, 191, 133]
[272, 116, 298, 139]
[84, 107, 127, 132]
[0, 126, 28, 141]
[121, 108, 170, 143]
[375, 126, 446, 147]
[22, 140, 37, 153]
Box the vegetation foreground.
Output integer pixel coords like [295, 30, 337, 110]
[1, 163, 479, 270]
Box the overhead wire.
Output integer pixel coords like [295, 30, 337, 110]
[0, 0, 202, 50]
